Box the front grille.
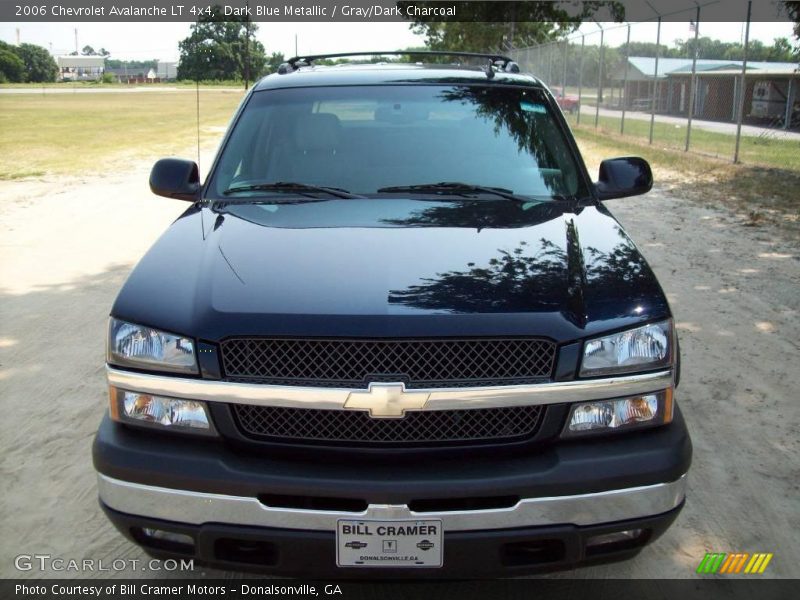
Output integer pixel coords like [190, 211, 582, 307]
[220, 338, 555, 388]
[232, 404, 545, 445]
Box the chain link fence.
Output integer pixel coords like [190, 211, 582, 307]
[510, 5, 800, 172]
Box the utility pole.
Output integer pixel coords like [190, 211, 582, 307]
[576, 35, 585, 125]
[74, 28, 78, 54]
[644, 0, 662, 145]
[621, 23, 631, 134]
[243, 1, 251, 90]
[733, 1, 752, 164]
[561, 38, 568, 98]
[685, 4, 701, 151]
[649, 15, 662, 144]
[594, 22, 604, 128]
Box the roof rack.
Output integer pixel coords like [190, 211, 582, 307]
[277, 51, 520, 77]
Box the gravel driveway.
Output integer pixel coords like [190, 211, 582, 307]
[1, 164, 797, 579]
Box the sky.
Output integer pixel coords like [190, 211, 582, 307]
[0, 22, 424, 60]
[576, 20, 797, 49]
[0, 21, 795, 62]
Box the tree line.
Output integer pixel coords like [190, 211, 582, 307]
[174, 3, 798, 83]
[522, 36, 799, 90]
[2, 1, 798, 85]
[174, 2, 620, 80]
[0, 41, 58, 83]
[617, 37, 797, 62]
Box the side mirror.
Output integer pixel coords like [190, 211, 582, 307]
[595, 157, 652, 201]
[149, 158, 200, 201]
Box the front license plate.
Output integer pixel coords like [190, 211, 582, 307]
[336, 519, 443, 568]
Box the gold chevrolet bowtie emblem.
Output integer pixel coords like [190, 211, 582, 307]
[344, 383, 430, 418]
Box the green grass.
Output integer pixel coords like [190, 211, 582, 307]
[0, 81, 149, 89]
[172, 79, 251, 87]
[0, 90, 245, 179]
[571, 122, 800, 237]
[565, 112, 800, 171]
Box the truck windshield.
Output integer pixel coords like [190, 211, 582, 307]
[207, 84, 589, 201]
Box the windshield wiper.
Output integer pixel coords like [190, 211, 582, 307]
[222, 181, 364, 200]
[377, 182, 530, 203]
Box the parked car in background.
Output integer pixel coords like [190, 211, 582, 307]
[554, 89, 580, 114]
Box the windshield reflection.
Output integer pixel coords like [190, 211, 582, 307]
[438, 86, 550, 164]
[380, 198, 573, 229]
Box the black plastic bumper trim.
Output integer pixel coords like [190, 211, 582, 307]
[102, 502, 683, 578]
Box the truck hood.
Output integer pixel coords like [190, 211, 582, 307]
[112, 199, 670, 343]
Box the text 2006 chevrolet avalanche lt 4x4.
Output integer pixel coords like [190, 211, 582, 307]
[93, 52, 691, 577]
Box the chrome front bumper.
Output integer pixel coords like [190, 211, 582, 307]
[97, 473, 687, 533]
[101, 365, 686, 534]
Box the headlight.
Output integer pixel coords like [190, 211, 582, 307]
[580, 320, 672, 377]
[107, 318, 197, 374]
[562, 389, 673, 438]
[109, 387, 216, 436]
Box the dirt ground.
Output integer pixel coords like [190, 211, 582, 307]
[0, 152, 798, 579]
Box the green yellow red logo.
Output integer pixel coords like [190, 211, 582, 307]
[696, 552, 773, 574]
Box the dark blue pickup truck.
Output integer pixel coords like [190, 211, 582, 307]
[93, 52, 691, 577]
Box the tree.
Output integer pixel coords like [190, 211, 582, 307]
[266, 51, 285, 74]
[786, 2, 800, 42]
[177, 6, 267, 81]
[617, 41, 667, 59]
[640, 35, 797, 62]
[399, 1, 624, 53]
[81, 45, 96, 56]
[673, 36, 737, 60]
[767, 37, 795, 61]
[0, 47, 25, 82]
[14, 43, 58, 82]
